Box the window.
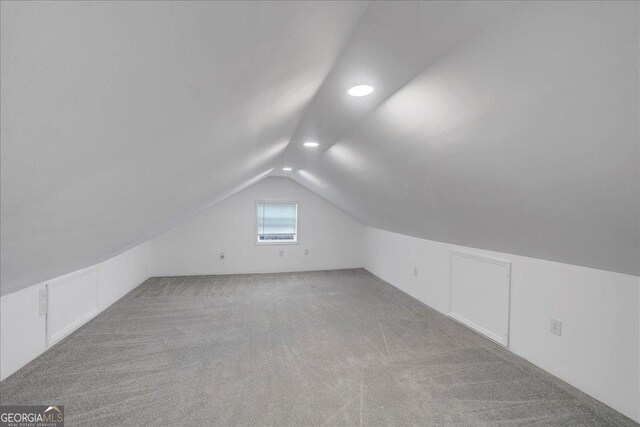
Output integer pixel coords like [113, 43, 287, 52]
[256, 201, 298, 244]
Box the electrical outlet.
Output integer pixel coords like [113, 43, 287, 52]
[220, 252, 225, 260]
[304, 249, 309, 256]
[550, 318, 562, 336]
[279, 250, 284, 257]
[413, 268, 418, 277]
[38, 288, 47, 317]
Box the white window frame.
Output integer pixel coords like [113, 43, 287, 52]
[255, 200, 299, 245]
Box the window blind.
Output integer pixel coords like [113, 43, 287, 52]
[256, 202, 297, 242]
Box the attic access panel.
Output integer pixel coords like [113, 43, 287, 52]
[449, 251, 511, 347]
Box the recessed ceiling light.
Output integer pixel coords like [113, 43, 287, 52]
[348, 84, 374, 97]
[282, 167, 292, 171]
[303, 141, 319, 148]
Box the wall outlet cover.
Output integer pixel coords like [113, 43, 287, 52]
[550, 318, 562, 336]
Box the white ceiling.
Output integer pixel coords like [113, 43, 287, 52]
[1, 1, 638, 295]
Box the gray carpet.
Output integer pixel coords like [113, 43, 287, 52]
[1, 269, 636, 426]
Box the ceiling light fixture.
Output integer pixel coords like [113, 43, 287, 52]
[348, 84, 374, 97]
[282, 167, 292, 172]
[303, 141, 319, 148]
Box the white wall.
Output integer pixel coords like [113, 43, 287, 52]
[1, 178, 638, 423]
[1, 176, 361, 382]
[98, 244, 152, 308]
[361, 226, 640, 422]
[0, 284, 47, 381]
[0, 241, 151, 381]
[149, 177, 364, 276]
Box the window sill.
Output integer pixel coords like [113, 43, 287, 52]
[255, 241, 300, 246]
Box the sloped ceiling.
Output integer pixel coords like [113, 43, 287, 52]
[1, 1, 638, 295]
[0, 1, 367, 295]
[279, 1, 639, 276]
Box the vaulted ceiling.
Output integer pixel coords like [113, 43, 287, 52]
[1, 1, 638, 295]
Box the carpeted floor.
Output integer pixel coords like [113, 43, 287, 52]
[1, 269, 636, 426]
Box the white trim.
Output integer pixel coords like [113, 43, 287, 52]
[448, 250, 512, 347]
[45, 263, 99, 286]
[45, 266, 100, 347]
[448, 312, 507, 345]
[254, 200, 300, 246]
[449, 250, 511, 269]
[46, 308, 100, 347]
